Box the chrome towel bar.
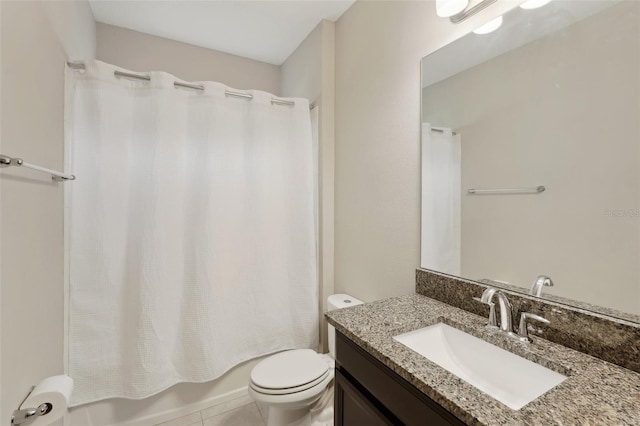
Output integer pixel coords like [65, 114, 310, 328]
[0, 154, 75, 181]
[467, 186, 545, 195]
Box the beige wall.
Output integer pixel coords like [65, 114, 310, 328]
[0, 0, 96, 421]
[96, 23, 281, 94]
[422, 2, 640, 315]
[281, 20, 336, 351]
[281, 22, 323, 100]
[334, 0, 518, 302]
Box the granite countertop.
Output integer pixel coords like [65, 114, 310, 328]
[325, 294, 640, 426]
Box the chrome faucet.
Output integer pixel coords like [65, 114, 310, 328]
[530, 275, 553, 297]
[473, 288, 514, 333]
[518, 312, 550, 343]
[479, 288, 514, 333]
[474, 287, 550, 343]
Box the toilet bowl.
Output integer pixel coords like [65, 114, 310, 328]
[248, 294, 363, 426]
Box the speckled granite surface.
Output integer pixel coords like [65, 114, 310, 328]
[326, 295, 640, 426]
[417, 269, 640, 373]
[477, 278, 640, 324]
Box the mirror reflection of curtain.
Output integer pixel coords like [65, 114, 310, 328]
[310, 106, 319, 257]
[421, 124, 461, 275]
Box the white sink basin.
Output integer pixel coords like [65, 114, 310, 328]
[393, 322, 567, 410]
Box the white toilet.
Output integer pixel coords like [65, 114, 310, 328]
[248, 294, 363, 426]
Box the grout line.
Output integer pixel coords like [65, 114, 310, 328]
[155, 395, 259, 426]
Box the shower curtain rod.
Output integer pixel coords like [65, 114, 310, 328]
[67, 62, 315, 110]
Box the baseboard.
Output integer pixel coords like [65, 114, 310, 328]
[119, 386, 252, 426]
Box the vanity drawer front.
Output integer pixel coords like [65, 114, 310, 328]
[336, 331, 465, 426]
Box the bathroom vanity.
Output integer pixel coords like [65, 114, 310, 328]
[389, 3, 640, 422]
[334, 330, 465, 425]
[327, 286, 640, 425]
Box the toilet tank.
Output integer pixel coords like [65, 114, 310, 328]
[327, 294, 364, 359]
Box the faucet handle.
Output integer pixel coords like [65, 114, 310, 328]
[518, 312, 550, 342]
[473, 297, 498, 328]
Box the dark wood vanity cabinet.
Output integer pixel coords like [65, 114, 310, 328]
[334, 331, 467, 426]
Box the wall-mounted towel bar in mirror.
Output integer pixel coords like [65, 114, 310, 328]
[0, 154, 75, 181]
[467, 186, 545, 195]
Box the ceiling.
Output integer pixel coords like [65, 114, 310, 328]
[89, 0, 355, 65]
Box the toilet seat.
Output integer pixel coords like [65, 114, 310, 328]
[248, 369, 334, 407]
[250, 349, 330, 395]
[250, 369, 331, 395]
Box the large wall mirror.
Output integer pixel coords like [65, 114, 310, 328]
[420, 0, 640, 321]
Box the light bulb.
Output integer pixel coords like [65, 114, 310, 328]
[473, 16, 503, 35]
[520, 0, 552, 10]
[436, 0, 469, 18]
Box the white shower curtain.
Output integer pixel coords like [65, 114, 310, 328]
[66, 60, 318, 406]
[421, 124, 461, 275]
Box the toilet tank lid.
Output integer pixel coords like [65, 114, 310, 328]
[327, 294, 364, 311]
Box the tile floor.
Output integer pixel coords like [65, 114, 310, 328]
[155, 400, 268, 426]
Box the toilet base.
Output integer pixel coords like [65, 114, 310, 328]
[263, 385, 334, 426]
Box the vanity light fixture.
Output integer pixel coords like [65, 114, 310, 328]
[448, 0, 497, 24]
[473, 15, 503, 34]
[520, 0, 553, 10]
[436, 0, 469, 18]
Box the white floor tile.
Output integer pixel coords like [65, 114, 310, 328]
[201, 394, 253, 420]
[154, 411, 202, 426]
[202, 403, 264, 426]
